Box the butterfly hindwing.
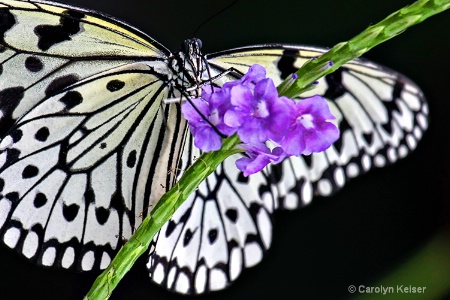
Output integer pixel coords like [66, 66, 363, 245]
[148, 141, 276, 294]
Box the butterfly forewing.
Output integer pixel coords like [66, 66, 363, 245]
[0, 0, 428, 296]
[0, 0, 168, 57]
[0, 0, 189, 271]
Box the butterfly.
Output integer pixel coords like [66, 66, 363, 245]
[0, 0, 428, 296]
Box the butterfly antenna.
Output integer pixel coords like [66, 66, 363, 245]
[192, 0, 240, 37]
[194, 0, 240, 95]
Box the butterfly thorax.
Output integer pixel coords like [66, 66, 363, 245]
[168, 38, 207, 98]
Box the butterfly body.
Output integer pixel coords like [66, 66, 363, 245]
[0, 0, 428, 295]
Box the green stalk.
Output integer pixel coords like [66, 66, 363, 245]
[85, 0, 450, 298]
[278, 0, 450, 98]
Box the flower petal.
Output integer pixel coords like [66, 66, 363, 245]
[193, 126, 223, 152]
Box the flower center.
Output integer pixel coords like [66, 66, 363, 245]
[209, 109, 220, 125]
[254, 101, 269, 118]
[298, 114, 314, 128]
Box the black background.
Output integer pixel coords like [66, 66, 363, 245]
[0, 1, 449, 299]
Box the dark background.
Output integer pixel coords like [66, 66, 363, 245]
[0, 0, 449, 299]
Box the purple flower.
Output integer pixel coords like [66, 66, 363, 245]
[280, 95, 339, 156]
[223, 64, 267, 90]
[224, 78, 294, 144]
[180, 64, 340, 177]
[235, 143, 286, 177]
[181, 86, 236, 151]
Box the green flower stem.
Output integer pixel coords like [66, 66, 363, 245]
[85, 0, 449, 298]
[84, 135, 241, 300]
[278, 0, 450, 98]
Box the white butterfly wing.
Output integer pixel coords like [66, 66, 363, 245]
[0, 0, 169, 133]
[148, 138, 276, 294]
[207, 45, 428, 208]
[147, 45, 428, 294]
[0, 62, 185, 270]
[0, 0, 190, 271]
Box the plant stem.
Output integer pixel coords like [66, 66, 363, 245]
[278, 0, 450, 98]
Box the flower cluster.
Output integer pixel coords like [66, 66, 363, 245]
[181, 64, 339, 176]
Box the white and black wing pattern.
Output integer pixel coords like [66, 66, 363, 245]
[147, 45, 428, 294]
[148, 135, 276, 294]
[0, 0, 190, 271]
[207, 45, 428, 209]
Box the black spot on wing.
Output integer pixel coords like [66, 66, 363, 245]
[25, 56, 44, 72]
[45, 74, 79, 97]
[183, 229, 193, 247]
[10, 129, 22, 142]
[33, 193, 47, 208]
[109, 191, 125, 211]
[165, 220, 176, 237]
[35, 127, 50, 142]
[303, 155, 312, 168]
[5, 192, 19, 203]
[324, 68, 346, 100]
[62, 203, 79, 222]
[106, 79, 125, 92]
[208, 229, 218, 244]
[333, 137, 343, 154]
[248, 202, 262, 215]
[3, 148, 20, 166]
[22, 165, 39, 179]
[383, 79, 403, 114]
[34, 10, 85, 51]
[362, 132, 373, 145]
[0, 87, 25, 137]
[277, 49, 299, 79]
[225, 208, 238, 223]
[95, 207, 110, 225]
[382, 122, 393, 135]
[392, 80, 404, 100]
[126, 150, 137, 168]
[237, 172, 248, 183]
[59, 91, 83, 110]
[84, 189, 95, 204]
[268, 164, 283, 184]
[179, 207, 192, 223]
[338, 118, 351, 133]
[333, 117, 352, 154]
[0, 8, 15, 41]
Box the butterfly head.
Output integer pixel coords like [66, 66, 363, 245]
[182, 38, 203, 54]
[172, 38, 207, 92]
